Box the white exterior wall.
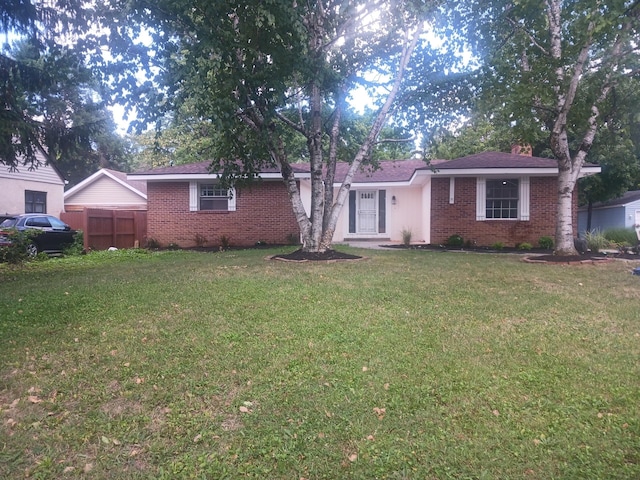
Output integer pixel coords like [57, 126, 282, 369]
[297, 178, 430, 244]
[624, 200, 640, 229]
[64, 175, 147, 210]
[0, 160, 65, 215]
[385, 186, 426, 243]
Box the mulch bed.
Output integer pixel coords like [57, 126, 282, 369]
[271, 249, 363, 262]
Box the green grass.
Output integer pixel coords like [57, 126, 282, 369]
[1, 248, 639, 479]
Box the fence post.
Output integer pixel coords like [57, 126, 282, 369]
[83, 208, 89, 251]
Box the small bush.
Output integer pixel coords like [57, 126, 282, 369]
[446, 234, 464, 247]
[491, 241, 505, 250]
[167, 242, 180, 250]
[63, 230, 85, 256]
[401, 228, 412, 246]
[255, 240, 268, 247]
[538, 236, 554, 250]
[194, 233, 208, 247]
[603, 227, 638, 246]
[219, 235, 231, 250]
[517, 242, 533, 250]
[584, 229, 610, 253]
[145, 237, 161, 249]
[0, 228, 40, 263]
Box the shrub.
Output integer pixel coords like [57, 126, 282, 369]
[517, 242, 533, 250]
[446, 234, 464, 247]
[401, 228, 412, 246]
[145, 237, 161, 249]
[219, 235, 231, 250]
[194, 233, 208, 247]
[167, 242, 180, 250]
[63, 230, 84, 256]
[584, 229, 610, 253]
[603, 227, 638, 246]
[491, 241, 505, 250]
[0, 228, 40, 263]
[538, 236, 554, 250]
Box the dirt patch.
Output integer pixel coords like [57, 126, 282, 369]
[270, 249, 364, 262]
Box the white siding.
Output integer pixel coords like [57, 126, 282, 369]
[0, 154, 65, 215]
[65, 175, 146, 208]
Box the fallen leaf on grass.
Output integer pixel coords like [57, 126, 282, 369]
[239, 406, 251, 413]
[348, 453, 358, 462]
[373, 407, 386, 420]
[492, 409, 500, 416]
[28, 396, 42, 404]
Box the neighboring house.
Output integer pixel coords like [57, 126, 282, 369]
[129, 151, 601, 248]
[0, 149, 66, 216]
[64, 169, 147, 211]
[577, 190, 640, 236]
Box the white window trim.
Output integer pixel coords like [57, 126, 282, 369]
[476, 176, 529, 221]
[189, 181, 236, 212]
[449, 177, 455, 204]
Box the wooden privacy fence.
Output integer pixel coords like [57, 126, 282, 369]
[61, 209, 147, 251]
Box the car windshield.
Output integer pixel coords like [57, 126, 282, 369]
[0, 218, 17, 227]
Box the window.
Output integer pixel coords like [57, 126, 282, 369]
[200, 184, 229, 211]
[486, 179, 519, 219]
[476, 177, 530, 221]
[189, 182, 236, 212]
[25, 191, 47, 213]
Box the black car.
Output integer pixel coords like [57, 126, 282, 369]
[0, 214, 77, 256]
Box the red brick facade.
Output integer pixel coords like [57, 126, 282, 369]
[430, 176, 578, 247]
[146, 181, 299, 248]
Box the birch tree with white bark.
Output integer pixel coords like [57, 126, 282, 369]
[96, 0, 465, 253]
[468, 0, 640, 255]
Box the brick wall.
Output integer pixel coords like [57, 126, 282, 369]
[430, 176, 578, 247]
[146, 181, 300, 248]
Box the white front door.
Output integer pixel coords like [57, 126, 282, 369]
[357, 191, 377, 234]
[635, 210, 640, 241]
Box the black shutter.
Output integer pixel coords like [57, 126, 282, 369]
[378, 190, 386, 233]
[349, 191, 356, 233]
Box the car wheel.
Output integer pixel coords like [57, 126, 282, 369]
[26, 243, 39, 257]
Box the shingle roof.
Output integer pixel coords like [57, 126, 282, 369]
[587, 190, 640, 208]
[129, 152, 599, 183]
[332, 159, 432, 183]
[132, 161, 303, 176]
[432, 151, 559, 169]
[104, 169, 147, 194]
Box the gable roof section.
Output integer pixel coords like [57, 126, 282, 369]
[1, 148, 67, 185]
[65, 168, 147, 200]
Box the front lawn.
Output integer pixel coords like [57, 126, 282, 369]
[1, 248, 639, 479]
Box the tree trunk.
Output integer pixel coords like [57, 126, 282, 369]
[555, 163, 578, 255]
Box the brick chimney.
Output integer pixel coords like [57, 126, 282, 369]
[511, 144, 532, 156]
